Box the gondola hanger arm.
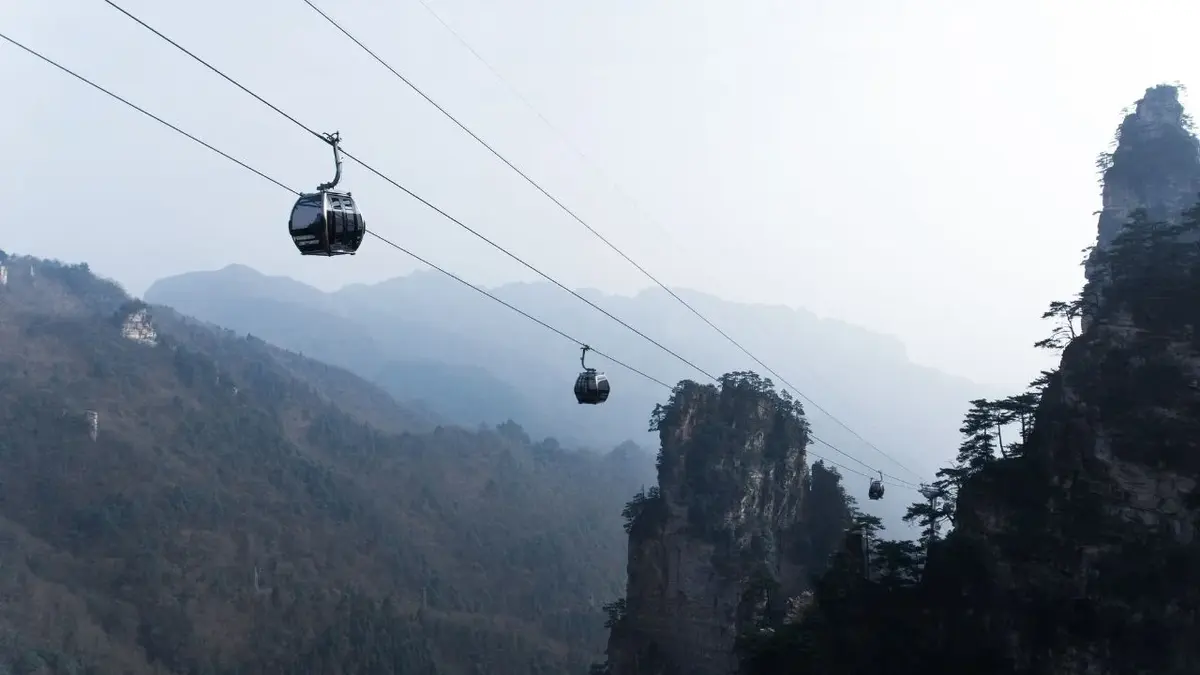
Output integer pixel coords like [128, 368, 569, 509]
[316, 130, 343, 192]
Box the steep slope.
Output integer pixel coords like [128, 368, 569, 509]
[597, 373, 855, 675]
[146, 265, 1000, 531]
[739, 84, 1200, 675]
[0, 253, 654, 674]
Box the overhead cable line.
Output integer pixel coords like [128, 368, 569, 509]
[103, 0, 921, 485]
[407, 0, 634, 207]
[0, 30, 664, 388]
[300, 0, 924, 484]
[100, 0, 721, 385]
[0, 30, 903, 489]
[90, 1, 919, 487]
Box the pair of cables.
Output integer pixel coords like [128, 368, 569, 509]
[4, 2, 924, 489]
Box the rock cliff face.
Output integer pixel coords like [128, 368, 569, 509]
[937, 86, 1200, 667]
[600, 373, 851, 675]
[1094, 85, 1200, 248]
[737, 83, 1200, 675]
[1084, 84, 1200, 327]
[933, 231, 1200, 673]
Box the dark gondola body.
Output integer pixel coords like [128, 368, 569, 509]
[574, 369, 610, 405]
[289, 190, 365, 256]
[573, 345, 610, 405]
[867, 479, 885, 500]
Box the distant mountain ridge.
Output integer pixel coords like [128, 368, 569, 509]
[146, 264, 1006, 530]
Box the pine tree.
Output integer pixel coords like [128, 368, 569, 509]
[1033, 296, 1083, 352]
[903, 479, 954, 547]
[955, 398, 999, 470]
[993, 392, 1039, 456]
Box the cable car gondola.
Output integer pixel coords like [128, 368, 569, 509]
[573, 345, 610, 405]
[867, 471, 885, 500]
[289, 131, 366, 257]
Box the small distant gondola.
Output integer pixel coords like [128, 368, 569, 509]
[868, 471, 885, 500]
[573, 345, 610, 405]
[289, 132, 365, 257]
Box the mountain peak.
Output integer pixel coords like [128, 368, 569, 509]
[216, 262, 266, 278]
[1129, 84, 1189, 132]
[604, 373, 850, 675]
[1083, 83, 1200, 329]
[146, 264, 325, 308]
[1095, 84, 1200, 248]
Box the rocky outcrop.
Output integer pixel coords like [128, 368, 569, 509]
[120, 307, 158, 346]
[925, 229, 1200, 672]
[1084, 84, 1200, 328]
[601, 373, 849, 675]
[904, 84, 1200, 675]
[734, 84, 1200, 675]
[1094, 85, 1200, 248]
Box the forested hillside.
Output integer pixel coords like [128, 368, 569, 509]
[0, 251, 654, 674]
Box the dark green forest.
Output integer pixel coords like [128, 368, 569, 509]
[0, 253, 654, 674]
[735, 203, 1200, 675]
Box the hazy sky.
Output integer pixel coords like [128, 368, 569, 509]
[4, 0, 1199, 389]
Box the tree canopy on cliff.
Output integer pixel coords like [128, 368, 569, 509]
[737, 192, 1200, 674]
[596, 371, 856, 675]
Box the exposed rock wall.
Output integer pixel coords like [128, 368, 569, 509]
[734, 83, 1200, 675]
[924, 84, 1200, 674]
[1084, 84, 1200, 329]
[120, 307, 158, 345]
[1095, 86, 1200, 248]
[934, 277, 1200, 673]
[603, 374, 821, 675]
[892, 85, 1200, 675]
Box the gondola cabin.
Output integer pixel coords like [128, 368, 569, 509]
[867, 476, 885, 500]
[574, 369, 610, 404]
[289, 191, 365, 256]
[573, 345, 610, 404]
[289, 131, 365, 257]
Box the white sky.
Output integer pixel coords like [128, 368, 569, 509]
[3, 0, 1198, 390]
